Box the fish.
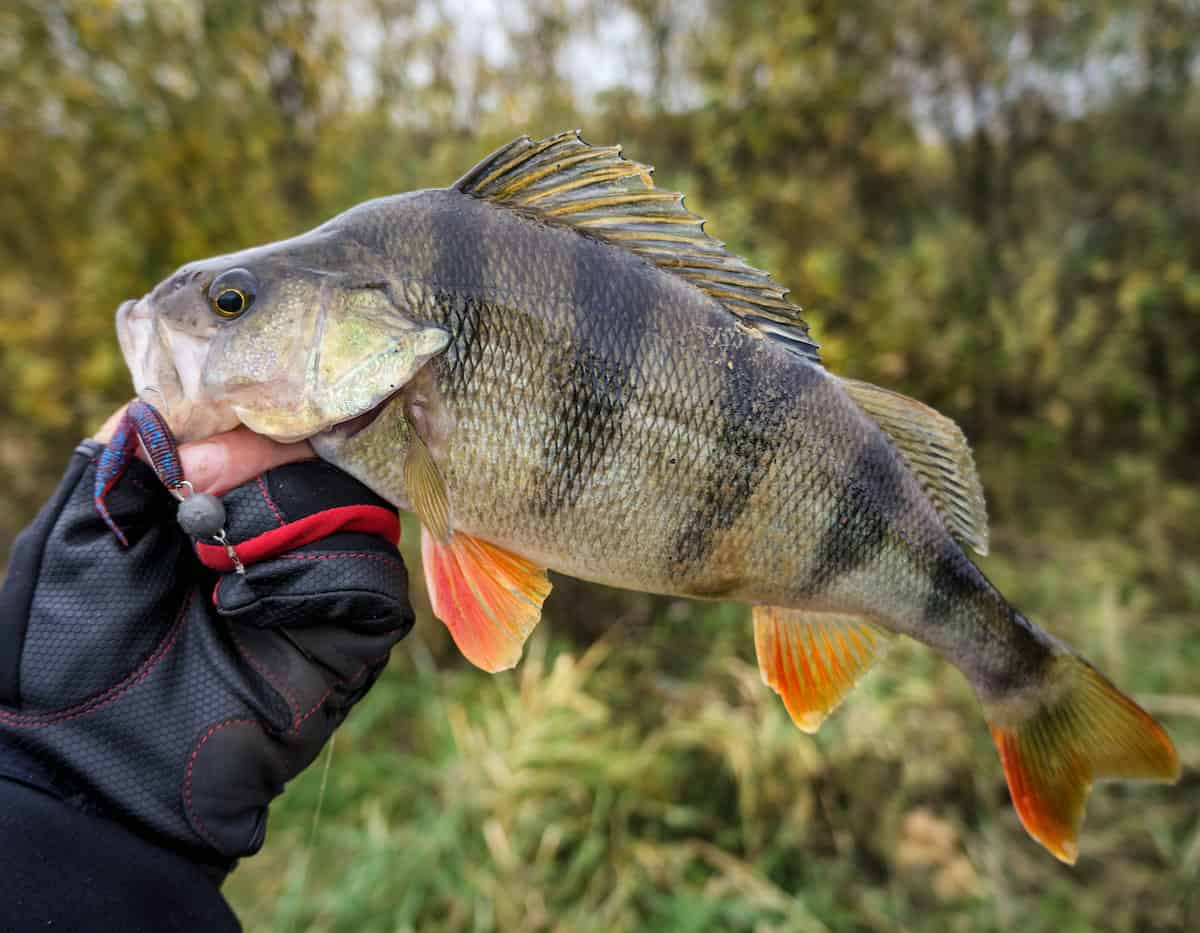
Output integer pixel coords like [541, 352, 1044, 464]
[114, 130, 1179, 864]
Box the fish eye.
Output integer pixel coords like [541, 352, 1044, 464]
[215, 289, 245, 316]
[208, 268, 257, 319]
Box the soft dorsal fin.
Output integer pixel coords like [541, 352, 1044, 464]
[454, 131, 821, 364]
[840, 377, 989, 555]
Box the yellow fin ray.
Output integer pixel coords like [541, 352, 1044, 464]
[840, 377, 989, 555]
[403, 431, 451, 543]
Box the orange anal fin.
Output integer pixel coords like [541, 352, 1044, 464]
[752, 607, 891, 733]
[421, 528, 551, 673]
[988, 655, 1180, 864]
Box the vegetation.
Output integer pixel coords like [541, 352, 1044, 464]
[2, 1, 1197, 929]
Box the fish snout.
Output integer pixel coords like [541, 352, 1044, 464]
[116, 295, 155, 331]
[116, 297, 154, 367]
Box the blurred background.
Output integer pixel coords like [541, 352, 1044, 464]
[2, 0, 1199, 929]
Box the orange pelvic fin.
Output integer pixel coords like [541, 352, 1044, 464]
[421, 528, 552, 673]
[752, 606, 891, 733]
[988, 655, 1180, 864]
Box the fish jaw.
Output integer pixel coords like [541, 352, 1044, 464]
[231, 314, 449, 445]
[115, 297, 240, 441]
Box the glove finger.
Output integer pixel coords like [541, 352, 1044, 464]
[215, 547, 414, 636]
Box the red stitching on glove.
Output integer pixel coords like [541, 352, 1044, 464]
[183, 718, 259, 850]
[293, 649, 393, 727]
[182, 650, 392, 850]
[229, 626, 303, 728]
[276, 552, 406, 568]
[0, 594, 193, 727]
[256, 476, 286, 527]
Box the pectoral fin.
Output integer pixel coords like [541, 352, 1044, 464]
[401, 418, 551, 672]
[753, 607, 891, 732]
[421, 529, 552, 672]
[404, 431, 451, 543]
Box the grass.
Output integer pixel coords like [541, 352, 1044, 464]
[223, 519, 1199, 932]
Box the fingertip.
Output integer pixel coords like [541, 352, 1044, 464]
[239, 432, 315, 476]
[180, 428, 314, 495]
[180, 441, 230, 494]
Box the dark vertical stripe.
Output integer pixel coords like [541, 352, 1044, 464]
[435, 292, 484, 395]
[921, 541, 1051, 696]
[669, 339, 798, 570]
[795, 429, 902, 598]
[921, 542, 986, 626]
[531, 241, 654, 518]
[429, 195, 492, 293]
[428, 198, 493, 395]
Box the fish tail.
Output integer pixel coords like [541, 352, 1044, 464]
[985, 653, 1180, 864]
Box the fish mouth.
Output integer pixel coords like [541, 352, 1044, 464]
[323, 387, 403, 440]
[117, 297, 242, 442]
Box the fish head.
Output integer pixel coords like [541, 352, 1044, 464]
[117, 229, 449, 443]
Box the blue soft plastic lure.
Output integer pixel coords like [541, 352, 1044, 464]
[94, 400, 183, 545]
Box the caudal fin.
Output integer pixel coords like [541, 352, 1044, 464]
[987, 655, 1180, 863]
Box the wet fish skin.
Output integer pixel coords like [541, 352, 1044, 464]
[307, 189, 1039, 695]
[116, 133, 1178, 863]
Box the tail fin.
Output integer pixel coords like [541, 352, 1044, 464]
[987, 655, 1180, 864]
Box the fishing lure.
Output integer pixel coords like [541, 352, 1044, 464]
[94, 400, 244, 572]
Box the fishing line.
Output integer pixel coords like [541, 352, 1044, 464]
[286, 731, 336, 932]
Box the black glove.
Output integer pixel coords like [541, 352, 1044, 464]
[0, 441, 413, 931]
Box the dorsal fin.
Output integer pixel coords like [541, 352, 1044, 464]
[840, 377, 990, 555]
[454, 131, 821, 364]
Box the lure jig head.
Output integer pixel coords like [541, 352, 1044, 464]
[93, 401, 245, 573]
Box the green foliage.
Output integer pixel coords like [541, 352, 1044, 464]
[2, 0, 1198, 929]
[225, 533, 1199, 931]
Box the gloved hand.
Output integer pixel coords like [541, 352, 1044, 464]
[0, 425, 413, 931]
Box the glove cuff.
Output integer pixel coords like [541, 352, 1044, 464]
[190, 459, 400, 572]
[195, 504, 398, 572]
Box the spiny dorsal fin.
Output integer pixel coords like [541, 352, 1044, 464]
[454, 131, 821, 364]
[840, 377, 989, 555]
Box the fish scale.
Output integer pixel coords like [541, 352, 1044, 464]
[114, 131, 1179, 864]
[399, 217, 950, 623]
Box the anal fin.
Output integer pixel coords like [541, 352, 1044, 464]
[421, 528, 552, 673]
[753, 607, 891, 732]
